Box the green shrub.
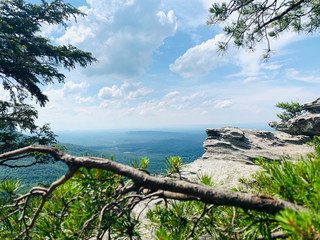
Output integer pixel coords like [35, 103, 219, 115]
[275, 101, 304, 121]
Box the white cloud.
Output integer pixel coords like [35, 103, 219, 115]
[0, 86, 10, 101]
[160, 0, 209, 30]
[62, 81, 90, 95]
[243, 77, 259, 83]
[42, 80, 93, 107]
[98, 82, 152, 100]
[262, 63, 282, 70]
[133, 90, 206, 115]
[57, 0, 177, 78]
[285, 68, 320, 83]
[164, 91, 180, 99]
[99, 99, 128, 109]
[214, 99, 232, 109]
[76, 96, 95, 104]
[170, 34, 228, 78]
[170, 24, 308, 79]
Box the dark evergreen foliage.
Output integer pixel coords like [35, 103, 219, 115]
[0, 0, 96, 106]
[208, 0, 320, 57]
[0, 100, 57, 167]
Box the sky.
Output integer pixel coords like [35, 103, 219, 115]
[4, 0, 320, 131]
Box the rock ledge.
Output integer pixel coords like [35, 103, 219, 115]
[182, 127, 312, 189]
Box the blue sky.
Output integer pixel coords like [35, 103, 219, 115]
[6, 0, 319, 131]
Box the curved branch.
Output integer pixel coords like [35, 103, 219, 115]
[16, 167, 78, 237]
[0, 145, 306, 214]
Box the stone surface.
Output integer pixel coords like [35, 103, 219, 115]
[181, 127, 312, 189]
[269, 97, 320, 136]
[269, 113, 320, 136]
[301, 97, 320, 113]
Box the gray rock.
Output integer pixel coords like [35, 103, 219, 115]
[269, 97, 320, 136]
[269, 113, 320, 136]
[182, 127, 312, 189]
[301, 97, 320, 113]
[268, 121, 290, 133]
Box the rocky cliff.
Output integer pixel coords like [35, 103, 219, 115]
[269, 97, 320, 136]
[182, 127, 313, 189]
[137, 97, 320, 233]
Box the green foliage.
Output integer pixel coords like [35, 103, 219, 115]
[0, 0, 96, 106]
[0, 100, 58, 167]
[250, 136, 320, 239]
[253, 156, 320, 205]
[2, 137, 320, 239]
[147, 137, 320, 239]
[197, 172, 215, 187]
[208, 0, 320, 58]
[147, 200, 277, 239]
[165, 156, 182, 174]
[276, 209, 320, 239]
[275, 101, 304, 121]
[131, 157, 149, 170]
[308, 136, 320, 158]
[0, 177, 21, 194]
[0, 167, 141, 239]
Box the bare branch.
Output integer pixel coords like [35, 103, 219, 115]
[0, 145, 306, 215]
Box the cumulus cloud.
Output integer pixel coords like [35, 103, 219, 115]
[42, 81, 94, 107]
[76, 96, 95, 104]
[170, 34, 228, 78]
[170, 24, 308, 79]
[160, 0, 209, 30]
[98, 82, 152, 100]
[132, 90, 206, 115]
[62, 81, 90, 95]
[57, 0, 177, 78]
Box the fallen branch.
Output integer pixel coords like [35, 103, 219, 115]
[0, 145, 305, 214]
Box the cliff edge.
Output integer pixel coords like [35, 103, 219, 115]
[182, 127, 313, 189]
[182, 97, 320, 189]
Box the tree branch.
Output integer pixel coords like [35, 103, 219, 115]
[0, 145, 306, 214]
[16, 166, 78, 238]
[258, 0, 307, 30]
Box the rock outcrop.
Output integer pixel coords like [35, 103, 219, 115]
[269, 97, 320, 136]
[269, 113, 320, 136]
[136, 126, 314, 239]
[301, 97, 320, 113]
[181, 127, 313, 189]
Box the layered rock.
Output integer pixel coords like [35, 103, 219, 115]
[301, 97, 320, 113]
[181, 127, 312, 189]
[269, 113, 320, 136]
[269, 97, 320, 136]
